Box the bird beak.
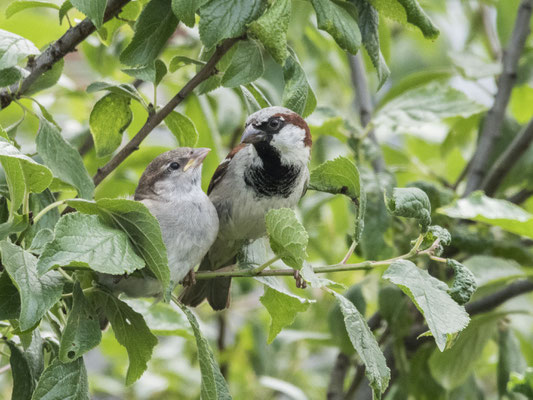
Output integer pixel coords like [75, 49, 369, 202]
[183, 148, 210, 172]
[241, 124, 266, 144]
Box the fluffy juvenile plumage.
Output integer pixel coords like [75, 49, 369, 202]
[180, 106, 311, 310]
[99, 147, 219, 297]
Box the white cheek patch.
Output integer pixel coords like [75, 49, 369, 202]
[270, 126, 310, 165]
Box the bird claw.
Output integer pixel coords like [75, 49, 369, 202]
[182, 270, 196, 287]
[293, 270, 307, 289]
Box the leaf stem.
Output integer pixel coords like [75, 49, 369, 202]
[251, 256, 280, 275]
[33, 200, 66, 225]
[57, 267, 74, 283]
[340, 240, 358, 264]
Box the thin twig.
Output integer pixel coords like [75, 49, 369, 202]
[508, 188, 533, 204]
[0, 0, 131, 109]
[464, 0, 533, 195]
[481, 117, 533, 196]
[92, 37, 241, 187]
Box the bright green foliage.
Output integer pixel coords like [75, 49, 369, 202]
[421, 225, 451, 256]
[428, 313, 502, 390]
[439, 192, 533, 239]
[36, 120, 94, 200]
[120, 0, 178, 66]
[31, 358, 89, 400]
[0, 241, 64, 331]
[282, 52, 316, 117]
[248, 0, 291, 64]
[37, 213, 145, 275]
[5, 1, 60, 19]
[0, 66, 22, 87]
[67, 199, 170, 296]
[198, 0, 263, 48]
[383, 260, 470, 351]
[498, 326, 527, 397]
[463, 256, 525, 287]
[122, 59, 167, 86]
[168, 55, 205, 72]
[164, 111, 199, 147]
[386, 187, 431, 232]
[0, 29, 39, 69]
[260, 287, 311, 343]
[178, 304, 232, 400]
[58, 283, 101, 363]
[125, 298, 191, 337]
[265, 208, 308, 270]
[70, 0, 106, 29]
[332, 291, 390, 399]
[221, 40, 264, 88]
[310, 0, 361, 54]
[90, 291, 158, 385]
[447, 259, 477, 305]
[86, 81, 145, 104]
[508, 368, 533, 398]
[171, 0, 205, 27]
[89, 93, 133, 157]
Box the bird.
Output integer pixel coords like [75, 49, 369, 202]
[98, 147, 219, 298]
[180, 106, 312, 310]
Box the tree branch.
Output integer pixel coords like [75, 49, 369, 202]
[481, 117, 533, 196]
[0, 0, 131, 110]
[347, 53, 386, 173]
[464, 0, 533, 195]
[508, 188, 533, 204]
[327, 352, 351, 400]
[92, 37, 240, 187]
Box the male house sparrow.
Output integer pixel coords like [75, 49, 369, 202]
[99, 148, 219, 297]
[180, 106, 312, 310]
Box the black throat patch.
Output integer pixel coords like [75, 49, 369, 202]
[244, 142, 301, 198]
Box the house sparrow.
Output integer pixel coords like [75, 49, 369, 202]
[98, 147, 219, 297]
[180, 106, 312, 310]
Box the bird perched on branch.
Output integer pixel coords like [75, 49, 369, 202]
[99, 147, 219, 297]
[180, 106, 312, 310]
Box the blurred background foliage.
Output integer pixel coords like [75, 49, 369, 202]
[1, 0, 533, 399]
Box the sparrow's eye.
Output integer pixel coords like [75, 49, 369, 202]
[267, 118, 281, 130]
[169, 162, 180, 170]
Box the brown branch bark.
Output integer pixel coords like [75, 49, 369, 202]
[464, 0, 533, 195]
[0, 0, 131, 110]
[481, 117, 533, 196]
[92, 37, 240, 187]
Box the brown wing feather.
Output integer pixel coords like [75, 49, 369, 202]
[207, 143, 248, 195]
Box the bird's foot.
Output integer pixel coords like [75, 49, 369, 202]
[293, 270, 307, 289]
[182, 270, 196, 287]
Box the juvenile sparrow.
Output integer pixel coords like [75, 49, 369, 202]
[99, 147, 219, 297]
[180, 106, 312, 310]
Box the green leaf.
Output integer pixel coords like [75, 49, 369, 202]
[67, 199, 170, 297]
[90, 291, 157, 385]
[89, 93, 133, 158]
[198, 0, 264, 48]
[331, 291, 390, 398]
[0, 29, 39, 69]
[265, 208, 308, 270]
[498, 326, 527, 397]
[28, 228, 54, 255]
[374, 82, 485, 135]
[248, 0, 291, 64]
[125, 298, 191, 337]
[0, 67, 22, 87]
[352, 0, 390, 87]
[508, 368, 533, 398]
[70, 0, 106, 28]
[122, 59, 167, 85]
[86, 81, 144, 104]
[168, 55, 205, 72]
[37, 213, 145, 275]
[171, 0, 206, 27]
[221, 40, 264, 88]
[241, 83, 271, 110]
[6, 340, 35, 400]
[120, 0, 178, 67]
[177, 303, 232, 400]
[31, 358, 89, 400]
[386, 187, 431, 232]
[59, 283, 101, 362]
[59, 0, 73, 24]
[309, 157, 366, 242]
[383, 260, 470, 351]
[428, 313, 502, 390]
[36, 119, 94, 200]
[26, 56, 63, 96]
[0, 271, 21, 320]
[438, 192, 533, 240]
[310, 0, 361, 54]
[0, 241, 64, 331]
[260, 286, 311, 344]
[421, 225, 451, 256]
[447, 259, 477, 305]
[6, 1, 60, 19]
[462, 256, 525, 287]
[164, 111, 199, 147]
[282, 51, 316, 117]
